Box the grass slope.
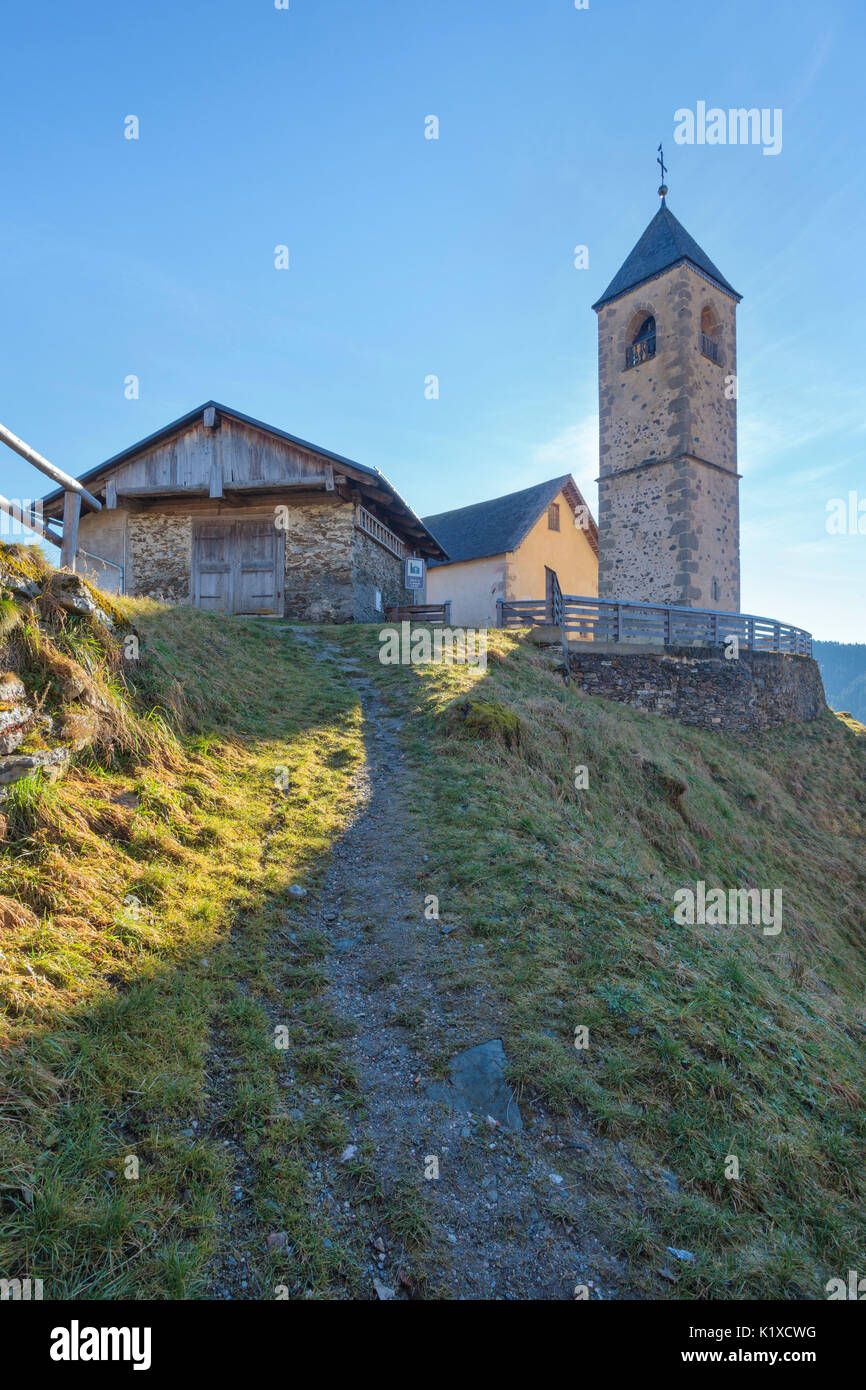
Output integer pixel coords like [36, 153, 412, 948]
[329, 624, 866, 1298]
[1, 586, 367, 1297]
[2, 560, 863, 1299]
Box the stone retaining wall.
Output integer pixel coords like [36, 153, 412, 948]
[564, 645, 827, 732]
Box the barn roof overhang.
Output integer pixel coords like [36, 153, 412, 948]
[42, 401, 448, 560]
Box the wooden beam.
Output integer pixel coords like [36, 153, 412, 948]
[60, 490, 82, 571]
[0, 421, 102, 511]
[116, 486, 210, 498]
[209, 456, 223, 498]
[208, 425, 223, 497]
[0, 493, 64, 548]
[105, 476, 117, 509]
[224, 478, 330, 493]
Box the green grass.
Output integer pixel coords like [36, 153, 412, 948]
[0, 588, 369, 1298]
[324, 622, 866, 1299]
[3, 562, 864, 1301]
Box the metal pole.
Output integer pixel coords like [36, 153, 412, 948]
[0, 421, 102, 511]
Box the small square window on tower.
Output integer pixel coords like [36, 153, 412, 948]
[547, 503, 560, 532]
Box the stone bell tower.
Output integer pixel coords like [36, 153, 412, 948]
[592, 174, 742, 611]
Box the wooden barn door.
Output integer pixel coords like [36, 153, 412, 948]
[234, 519, 283, 615]
[193, 521, 233, 612]
[192, 519, 283, 615]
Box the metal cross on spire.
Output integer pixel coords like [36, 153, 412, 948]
[657, 143, 668, 202]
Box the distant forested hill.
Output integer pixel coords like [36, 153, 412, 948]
[813, 641, 866, 721]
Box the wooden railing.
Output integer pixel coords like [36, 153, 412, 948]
[355, 504, 407, 559]
[384, 602, 452, 626]
[0, 419, 103, 571]
[496, 594, 812, 656]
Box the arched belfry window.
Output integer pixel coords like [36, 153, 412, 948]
[700, 305, 721, 363]
[626, 315, 656, 368]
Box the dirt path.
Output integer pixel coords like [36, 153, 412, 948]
[280, 628, 633, 1300]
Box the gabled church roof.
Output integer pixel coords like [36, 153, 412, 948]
[592, 202, 741, 310]
[423, 474, 598, 566]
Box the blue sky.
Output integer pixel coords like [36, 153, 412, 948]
[1, 0, 863, 640]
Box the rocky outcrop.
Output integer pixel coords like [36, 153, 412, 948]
[0, 562, 125, 808]
[1, 565, 115, 628]
[0, 675, 33, 755]
[0, 746, 71, 790]
[47, 573, 115, 627]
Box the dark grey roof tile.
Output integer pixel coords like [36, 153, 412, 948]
[592, 203, 741, 310]
[424, 475, 584, 565]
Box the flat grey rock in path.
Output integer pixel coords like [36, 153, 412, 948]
[428, 1039, 523, 1132]
[333, 937, 363, 953]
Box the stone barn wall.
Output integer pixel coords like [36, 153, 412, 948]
[352, 527, 416, 623]
[127, 513, 192, 604]
[280, 497, 355, 622]
[79, 497, 424, 622]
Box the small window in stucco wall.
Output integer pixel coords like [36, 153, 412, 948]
[548, 503, 560, 531]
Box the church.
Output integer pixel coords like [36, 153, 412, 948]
[425, 179, 743, 625]
[592, 180, 741, 613]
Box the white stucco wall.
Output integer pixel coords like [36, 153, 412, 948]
[425, 553, 506, 627]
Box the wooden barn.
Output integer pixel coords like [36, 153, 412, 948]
[41, 402, 446, 622]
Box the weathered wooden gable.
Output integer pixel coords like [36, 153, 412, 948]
[105, 415, 334, 501]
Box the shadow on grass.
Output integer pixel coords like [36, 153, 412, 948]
[0, 613, 366, 1299]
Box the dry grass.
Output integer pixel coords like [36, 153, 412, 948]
[0, 557, 368, 1298]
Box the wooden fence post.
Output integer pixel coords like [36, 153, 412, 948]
[60, 489, 81, 572]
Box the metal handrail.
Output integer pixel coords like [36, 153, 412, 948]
[700, 333, 720, 362]
[77, 548, 124, 576]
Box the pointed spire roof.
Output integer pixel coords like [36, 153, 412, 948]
[592, 202, 741, 311]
